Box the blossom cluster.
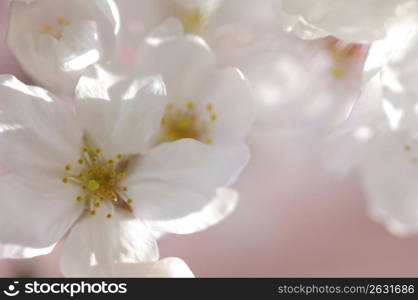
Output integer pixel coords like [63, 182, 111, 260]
[2, 0, 418, 277]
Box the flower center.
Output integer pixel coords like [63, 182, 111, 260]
[403, 144, 418, 164]
[61, 142, 133, 219]
[39, 17, 70, 40]
[175, 8, 208, 34]
[326, 38, 363, 79]
[159, 101, 217, 144]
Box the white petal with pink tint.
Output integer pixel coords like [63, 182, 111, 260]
[60, 208, 159, 277]
[75, 63, 167, 157]
[0, 243, 55, 259]
[124, 140, 243, 234]
[7, 0, 120, 94]
[0, 174, 83, 249]
[0, 75, 82, 185]
[63, 257, 194, 278]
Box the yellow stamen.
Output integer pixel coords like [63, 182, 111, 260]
[178, 119, 191, 129]
[186, 102, 194, 110]
[40, 25, 52, 34]
[332, 67, 344, 79]
[62, 143, 134, 218]
[57, 17, 70, 27]
[87, 180, 100, 192]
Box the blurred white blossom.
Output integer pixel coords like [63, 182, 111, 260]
[279, 0, 418, 43]
[7, 0, 120, 94]
[326, 27, 418, 236]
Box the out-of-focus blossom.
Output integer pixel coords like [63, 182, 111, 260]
[115, 0, 283, 64]
[0, 64, 245, 275]
[65, 257, 194, 278]
[137, 34, 254, 160]
[119, 0, 368, 138]
[7, 0, 120, 94]
[326, 27, 418, 236]
[279, 0, 418, 43]
[219, 35, 368, 136]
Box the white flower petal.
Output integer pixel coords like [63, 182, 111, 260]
[208, 0, 282, 43]
[0, 174, 83, 249]
[8, 0, 119, 94]
[324, 74, 386, 174]
[146, 187, 238, 234]
[128, 139, 246, 193]
[75, 64, 167, 156]
[57, 21, 103, 73]
[0, 75, 82, 185]
[198, 67, 255, 145]
[115, 0, 169, 57]
[360, 131, 418, 235]
[137, 34, 216, 97]
[146, 257, 194, 278]
[124, 140, 245, 229]
[60, 207, 159, 277]
[0, 243, 55, 259]
[146, 18, 185, 40]
[62, 257, 194, 278]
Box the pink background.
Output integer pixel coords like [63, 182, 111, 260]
[2, 0, 418, 277]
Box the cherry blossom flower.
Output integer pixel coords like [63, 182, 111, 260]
[137, 34, 255, 153]
[110, 0, 368, 141]
[326, 27, 418, 236]
[7, 0, 120, 94]
[217, 35, 368, 137]
[0, 56, 250, 274]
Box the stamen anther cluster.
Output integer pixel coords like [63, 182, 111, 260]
[160, 101, 217, 144]
[62, 143, 133, 218]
